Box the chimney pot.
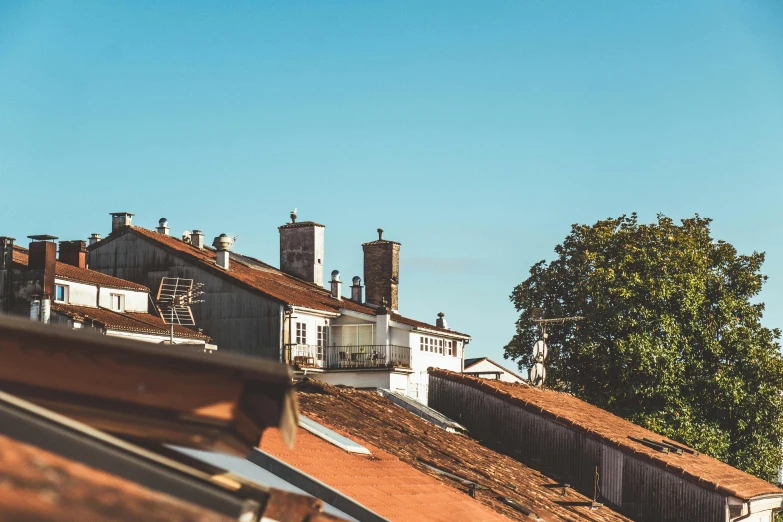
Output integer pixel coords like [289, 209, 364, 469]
[212, 234, 233, 270]
[110, 212, 134, 232]
[88, 233, 101, 246]
[192, 230, 204, 249]
[330, 270, 342, 300]
[350, 276, 363, 303]
[156, 218, 170, 235]
[436, 312, 449, 330]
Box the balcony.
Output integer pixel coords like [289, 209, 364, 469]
[285, 344, 411, 371]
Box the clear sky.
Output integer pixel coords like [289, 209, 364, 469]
[1, 1, 782, 370]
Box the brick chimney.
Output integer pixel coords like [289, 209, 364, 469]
[110, 212, 134, 233]
[27, 236, 57, 300]
[278, 210, 325, 286]
[362, 228, 400, 311]
[59, 240, 87, 269]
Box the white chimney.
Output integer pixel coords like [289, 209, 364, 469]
[436, 312, 449, 330]
[88, 233, 101, 246]
[110, 212, 134, 232]
[192, 230, 204, 249]
[351, 276, 363, 303]
[156, 218, 170, 235]
[212, 234, 233, 270]
[330, 270, 342, 300]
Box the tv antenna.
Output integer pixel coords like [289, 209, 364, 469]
[528, 313, 583, 387]
[155, 277, 205, 344]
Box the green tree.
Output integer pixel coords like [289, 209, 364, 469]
[505, 213, 783, 481]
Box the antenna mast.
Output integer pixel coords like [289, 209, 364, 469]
[528, 314, 583, 387]
[155, 277, 205, 344]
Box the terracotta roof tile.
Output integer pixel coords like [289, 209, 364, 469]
[51, 302, 209, 341]
[260, 427, 507, 522]
[12, 246, 149, 291]
[0, 433, 232, 522]
[293, 379, 631, 521]
[430, 369, 783, 501]
[94, 227, 468, 337]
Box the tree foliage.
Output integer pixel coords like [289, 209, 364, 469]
[505, 213, 783, 481]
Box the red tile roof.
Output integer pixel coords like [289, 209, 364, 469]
[12, 246, 149, 291]
[260, 427, 508, 522]
[51, 302, 209, 341]
[293, 379, 631, 521]
[94, 227, 468, 338]
[0, 433, 233, 522]
[430, 369, 783, 501]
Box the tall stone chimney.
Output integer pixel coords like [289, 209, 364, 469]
[362, 228, 400, 311]
[278, 210, 325, 286]
[59, 240, 87, 269]
[110, 212, 134, 232]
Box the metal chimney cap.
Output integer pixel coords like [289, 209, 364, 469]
[158, 218, 168, 226]
[438, 312, 445, 318]
[377, 228, 384, 240]
[352, 276, 361, 285]
[331, 269, 341, 280]
[290, 208, 298, 223]
[27, 235, 59, 242]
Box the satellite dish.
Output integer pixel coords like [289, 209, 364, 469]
[531, 362, 546, 387]
[533, 339, 548, 361]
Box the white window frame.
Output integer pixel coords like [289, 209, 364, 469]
[54, 284, 69, 303]
[316, 325, 325, 360]
[296, 322, 307, 345]
[109, 293, 125, 312]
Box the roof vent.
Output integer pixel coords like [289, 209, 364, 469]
[212, 234, 233, 270]
[351, 276, 363, 303]
[88, 233, 101, 246]
[330, 270, 342, 300]
[182, 230, 192, 244]
[290, 208, 297, 224]
[110, 212, 134, 233]
[156, 218, 170, 236]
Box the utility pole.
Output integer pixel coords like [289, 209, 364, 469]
[528, 315, 583, 387]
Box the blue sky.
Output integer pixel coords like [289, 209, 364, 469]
[1, 1, 782, 369]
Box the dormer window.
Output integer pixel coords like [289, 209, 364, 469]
[55, 284, 68, 303]
[110, 293, 125, 312]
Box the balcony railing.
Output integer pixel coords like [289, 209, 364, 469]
[325, 345, 411, 370]
[285, 344, 411, 370]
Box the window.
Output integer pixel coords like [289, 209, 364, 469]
[54, 284, 68, 303]
[316, 325, 325, 360]
[296, 322, 307, 345]
[419, 336, 455, 357]
[109, 294, 124, 312]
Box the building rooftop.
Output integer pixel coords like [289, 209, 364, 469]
[51, 302, 209, 341]
[290, 379, 632, 521]
[12, 245, 149, 291]
[259, 426, 507, 522]
[92, 226, 468, 337]
[429, 369, 783, 502]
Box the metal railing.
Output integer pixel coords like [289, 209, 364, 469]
[325, 345, 411, 370]
[285, 344, 325, 368]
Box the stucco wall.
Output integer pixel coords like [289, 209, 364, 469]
[464, 359, 524, 383]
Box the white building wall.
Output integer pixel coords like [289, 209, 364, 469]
[313, 370, 411, 393]
[97, 288, 148, 312]
[55, 280, 97, 307]
[407, 332, 463, 405]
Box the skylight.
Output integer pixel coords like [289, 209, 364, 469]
[299, 416, 370, 455]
